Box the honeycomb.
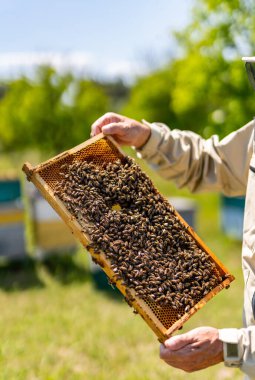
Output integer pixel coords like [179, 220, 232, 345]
[23, 135, 234, 341]
[38, 139, 124, 192]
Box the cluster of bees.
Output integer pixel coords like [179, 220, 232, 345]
[55, 156, 223, 313]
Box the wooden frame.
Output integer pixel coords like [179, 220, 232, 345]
[22, 134, 235, 343]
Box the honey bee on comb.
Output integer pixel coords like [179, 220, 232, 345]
[55, 156, 225, 312]
[23, 135, 234, 341]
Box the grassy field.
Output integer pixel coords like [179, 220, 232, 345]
[0, 159, 245, 380]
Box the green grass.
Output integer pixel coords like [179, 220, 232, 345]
[0, 161, 244, 380]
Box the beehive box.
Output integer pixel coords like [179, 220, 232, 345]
[25, 184, 77, 257]
[0, 201, 26, 260]
[22, 133, 234, 343]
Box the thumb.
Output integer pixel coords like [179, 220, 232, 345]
[164, 333, 193, 351]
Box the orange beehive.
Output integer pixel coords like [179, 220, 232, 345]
[22, 133, 234, 343]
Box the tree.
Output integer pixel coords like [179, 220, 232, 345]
[0, 66, 109, 154]
[122, 69, 177, 127]
[171, 0, 255, 137]
[123, 0, 255, 138]
[174, 0, 255, 58]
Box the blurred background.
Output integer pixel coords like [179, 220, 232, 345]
[0, 0, 253, 379]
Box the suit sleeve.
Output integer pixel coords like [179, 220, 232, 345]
[219, 327, 255, 377]
[136, 120, 254, 196]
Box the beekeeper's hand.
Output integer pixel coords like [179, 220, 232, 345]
[91, 112, 151, 148]
[160, 327, 223, 372]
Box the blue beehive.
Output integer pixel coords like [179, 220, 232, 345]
[0, 178, 26, 260]
[221, 195, 245, 240]
[0, 179, 21, 203]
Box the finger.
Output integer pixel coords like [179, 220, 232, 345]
[101, 123, 125, 136]
[160, 343, 172, 360]
[160, 344, 186, 362]
[164, 333, 193, 351]
[91, 115, 112, 135]
[91, 113, 122, 136]
[91, 122, 103, 136]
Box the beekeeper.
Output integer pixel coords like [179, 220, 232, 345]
[91, 56, 255, 379]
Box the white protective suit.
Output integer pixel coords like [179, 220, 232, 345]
[136, 119, 255, 379]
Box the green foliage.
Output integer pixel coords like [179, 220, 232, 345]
[0, 67, 109, 154]
[170, 54, 254, 137]
[101, 79, 130, 110]
[1, 0, 255, 153]
[123, 0, 255, 138]
[72, 80, 110, 143]
[122, 69, 177, 126]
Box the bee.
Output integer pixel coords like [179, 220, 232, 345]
[54, 157, 224, 311]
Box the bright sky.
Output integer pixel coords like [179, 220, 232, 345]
[0, 0, 194, 81]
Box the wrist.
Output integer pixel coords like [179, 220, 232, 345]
[134, 123, 151, 149]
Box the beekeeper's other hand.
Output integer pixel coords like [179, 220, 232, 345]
[160, 327, 223, 372]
